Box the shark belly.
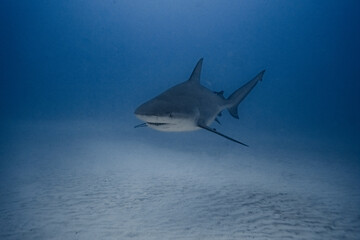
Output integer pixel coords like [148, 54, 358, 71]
[147, 119, 200, 132]
[135, 113, 201, 132]
[148, 123, 200, 132]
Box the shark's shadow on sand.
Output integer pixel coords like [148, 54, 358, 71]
[134, 58, 265, 146]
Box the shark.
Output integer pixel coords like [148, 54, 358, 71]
[134, 58, 265, 146]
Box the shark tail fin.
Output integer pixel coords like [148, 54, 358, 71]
[227, 70, 265, 119]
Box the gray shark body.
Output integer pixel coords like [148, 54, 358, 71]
[135, 58, 265, 146]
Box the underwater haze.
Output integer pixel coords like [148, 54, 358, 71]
[1, 0, 360, 239]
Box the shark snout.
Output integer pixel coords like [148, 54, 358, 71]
[135, 104, 158, 122]
[134, 103, 150, 117]
[134, 107, 148, 122]
[134, 106, 142, 116]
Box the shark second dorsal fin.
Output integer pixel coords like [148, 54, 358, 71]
[188, 58, 203, 84]
[214, 90, 225, 99]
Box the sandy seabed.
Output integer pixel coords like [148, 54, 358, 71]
[0, 120, 359, 239]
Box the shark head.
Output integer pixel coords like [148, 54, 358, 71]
[135, 97, 200, 132]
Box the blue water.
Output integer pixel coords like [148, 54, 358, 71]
[1, 1, 359, 239]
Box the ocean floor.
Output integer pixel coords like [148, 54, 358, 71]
[0, 120, 359, 239]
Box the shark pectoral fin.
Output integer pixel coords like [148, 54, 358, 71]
[198, 124, 249, 147]
[134, 123, 148, 128]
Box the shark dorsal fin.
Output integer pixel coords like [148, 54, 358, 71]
[188, 58, 203, 84]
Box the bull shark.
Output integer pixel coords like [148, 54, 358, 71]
[134, 58, 265, 146]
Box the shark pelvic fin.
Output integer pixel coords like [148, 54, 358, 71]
[188, 58, 203, 84]
[197, 124, 248, 147]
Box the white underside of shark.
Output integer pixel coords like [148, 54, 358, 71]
[134, 58, 265, 146]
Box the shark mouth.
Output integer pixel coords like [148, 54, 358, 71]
[147, 122, 170, 126]
[134, 122, 171, 128]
